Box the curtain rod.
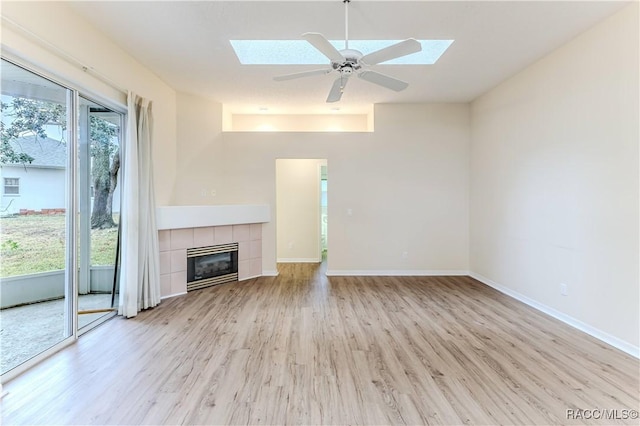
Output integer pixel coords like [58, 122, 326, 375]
[2, 15, 129, 96]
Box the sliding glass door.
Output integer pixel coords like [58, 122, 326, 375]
[0, 58, 124, 377]
[0, 59, 74, 374]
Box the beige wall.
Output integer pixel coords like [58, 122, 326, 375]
[174, 93, 224, 205]
[470, 3, 639, 350]
[276, 159, 327, 262]
[175, 98, 471, 276]
[1, 1, 177, 205]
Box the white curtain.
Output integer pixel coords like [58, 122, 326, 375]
[119, 91, 161, 318]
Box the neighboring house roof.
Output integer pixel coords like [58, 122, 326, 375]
[3, 136, 67, 168]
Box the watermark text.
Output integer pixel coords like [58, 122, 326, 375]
[566, 408, 639, 420]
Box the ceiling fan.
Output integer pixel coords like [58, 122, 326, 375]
[273, 0, 422, 103]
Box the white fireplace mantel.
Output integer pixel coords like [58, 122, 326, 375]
[156, 204, 270, 230]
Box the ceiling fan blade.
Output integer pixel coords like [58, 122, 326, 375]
[302, 32, 344, 63]
[274, 68, 332, 81]
[327, 76, 348, 103]
[358, 70, 409, 92]
[360, 38, 422, 66]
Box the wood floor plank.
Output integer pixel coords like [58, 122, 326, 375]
[1, 263, 638, 425]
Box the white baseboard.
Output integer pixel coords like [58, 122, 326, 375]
[470, 272, 639, 359]
[160, 291, 187, 300]
[261, 270, 279, 277]
[239, 274, 261, 281]
[325, 269, 469, 277]
[277, 258, 321, 263]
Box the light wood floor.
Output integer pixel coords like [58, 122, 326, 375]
[1, 263, 638, 425]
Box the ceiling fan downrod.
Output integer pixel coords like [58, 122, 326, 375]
[344, 0, 350, 50]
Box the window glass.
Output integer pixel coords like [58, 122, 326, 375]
[4, 178, 19, 195]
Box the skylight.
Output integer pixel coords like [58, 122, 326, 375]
[230, 40, 453, 65]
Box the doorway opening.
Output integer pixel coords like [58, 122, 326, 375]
[78, 97, 123, 332]
[275, 159, 328, 264]
[320, 165, 328, 261]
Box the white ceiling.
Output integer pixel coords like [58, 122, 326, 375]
[69, 0, 629, 115]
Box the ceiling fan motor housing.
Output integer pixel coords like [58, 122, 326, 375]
[333, 48, 363, 75]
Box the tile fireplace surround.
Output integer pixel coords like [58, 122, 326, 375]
[156, 205, 270, 298]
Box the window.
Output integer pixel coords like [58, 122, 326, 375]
[230, 39, 454, 65]
[4, 178, 19, 195]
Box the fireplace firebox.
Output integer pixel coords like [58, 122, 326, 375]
[187, 243, 238, 291]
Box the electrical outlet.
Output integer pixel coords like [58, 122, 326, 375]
[288, 242, 294, 249]
[402, 251, 408, 259]
[560, 283, 568, 296]
[210, 189, 216, 197]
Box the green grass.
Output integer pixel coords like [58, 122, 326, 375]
[0, 214, 118, 278]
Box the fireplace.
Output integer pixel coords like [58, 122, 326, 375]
[187, 243, 238, 291]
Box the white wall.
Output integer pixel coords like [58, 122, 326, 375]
[470, 3, 639, 351]
[175, 97, 470, 276]
[0, 167, 65, 214]
[276, 159, 327, 262]
[0, 166, 122, 215]
[1, 2, 177, 205]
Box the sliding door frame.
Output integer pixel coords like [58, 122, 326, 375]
[0, 54, 126, 383]
[77, 94, 125, 336]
